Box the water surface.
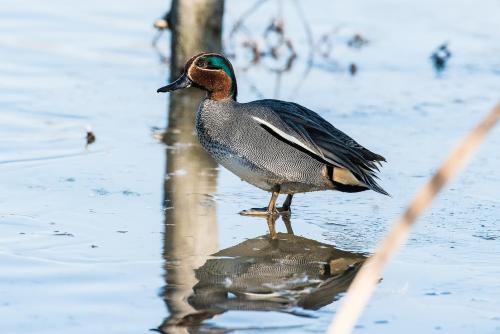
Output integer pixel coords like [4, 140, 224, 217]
[1, 0, 500, 333]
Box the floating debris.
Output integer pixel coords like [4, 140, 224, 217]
[347, 33, 369, 49]
[349, 63, 358, 76]
[86, 126, 96, 147]
[431, 43, 452, 72]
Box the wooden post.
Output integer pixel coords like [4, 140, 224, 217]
[166, 0, 225, 136]
[169, 0, 225, 79]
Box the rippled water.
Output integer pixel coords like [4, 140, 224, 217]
[1, 0, 500, 333]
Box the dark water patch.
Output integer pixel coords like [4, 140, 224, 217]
[473, 234, 497, 241]
[92, 188, 111, 196]
[52, 232, 74, 237]
[122, 190, 141, 197]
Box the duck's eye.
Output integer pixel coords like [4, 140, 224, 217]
[196, 58, 208, 68]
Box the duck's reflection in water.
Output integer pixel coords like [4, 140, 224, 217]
[161, 213, 365, 333]
[190, 215, 366, 315]
[159, 89, 366, 333]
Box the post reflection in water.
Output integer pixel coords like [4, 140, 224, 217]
[161, 89, 219, 332]
[159, 91, 367, 333]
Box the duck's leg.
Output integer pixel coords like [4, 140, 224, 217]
[278, 194, 293, 213]
[266, 215, 278, 239]
[281, 213, 294, 235]
[239, 190, 280, 216]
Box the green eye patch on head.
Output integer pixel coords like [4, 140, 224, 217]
[206, 56, 233, 77]
[206, 55, 237, 99]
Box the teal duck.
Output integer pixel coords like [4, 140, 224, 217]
[157, 52, 387, 215]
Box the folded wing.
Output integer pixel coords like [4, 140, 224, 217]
[250, 99, 388, 195]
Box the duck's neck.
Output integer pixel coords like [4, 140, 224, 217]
[208, 73, 237, 102]
[202, 96, 237, 106]
[208, 91, 235, 101]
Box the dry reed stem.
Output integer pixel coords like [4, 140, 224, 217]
[328, 104, 500, 334]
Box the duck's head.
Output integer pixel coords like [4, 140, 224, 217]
[157, 52, 237, 101]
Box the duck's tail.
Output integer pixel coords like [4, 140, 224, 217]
[328, 166, 390, 196]
[365, 177, 390, 196]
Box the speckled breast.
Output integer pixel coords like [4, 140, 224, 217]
[194, 99, 333, 193]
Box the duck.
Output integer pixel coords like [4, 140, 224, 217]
[157, 52, 387, 216]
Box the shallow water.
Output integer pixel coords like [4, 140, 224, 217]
[1, 0, 500, 333]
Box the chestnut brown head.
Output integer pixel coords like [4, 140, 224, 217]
[157, 53, 238, 101]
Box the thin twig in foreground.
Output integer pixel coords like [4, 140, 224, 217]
[328, 104, 500, 334]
